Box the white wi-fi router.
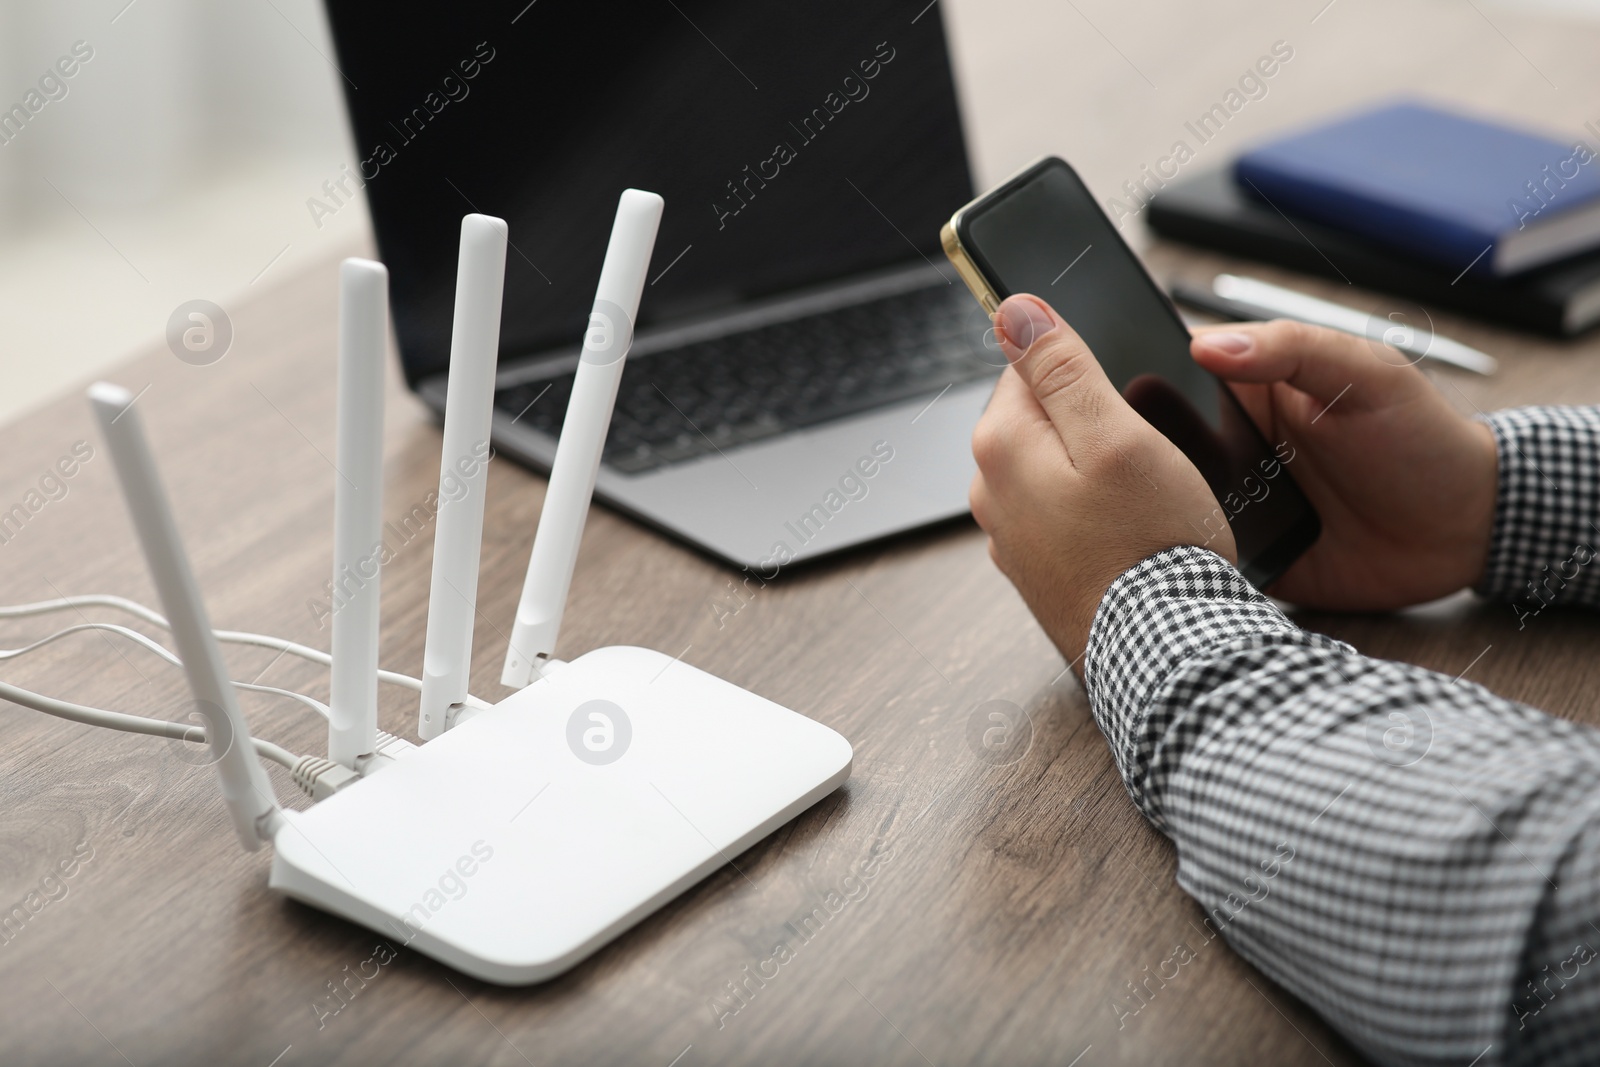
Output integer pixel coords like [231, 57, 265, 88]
[89, 190, 852, 984]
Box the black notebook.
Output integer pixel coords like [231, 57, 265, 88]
[1146, 169, 1600, 337]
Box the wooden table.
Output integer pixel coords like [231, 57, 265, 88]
[3, 1, 1599, 1063]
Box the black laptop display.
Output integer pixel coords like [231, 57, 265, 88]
[323, 1, 989, 567]
[323, 0, 972, 384]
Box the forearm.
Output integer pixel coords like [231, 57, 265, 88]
[1085, 547, 1600, 1067]
[1478, 406, 1600, 613]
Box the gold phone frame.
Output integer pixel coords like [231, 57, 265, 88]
[939, 156, 1054, 316]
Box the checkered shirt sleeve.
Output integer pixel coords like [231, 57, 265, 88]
[1476, 406, 1600, 610]
[1082, 404, 1600, 1067]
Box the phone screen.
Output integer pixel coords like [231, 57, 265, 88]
[956, 157, 1319, 586]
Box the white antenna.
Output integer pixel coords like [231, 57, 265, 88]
[501, 189, 663, 689]
[418, 214, 508, 739]
[88, 382, 281, 850]
[329, 258, 388, 768]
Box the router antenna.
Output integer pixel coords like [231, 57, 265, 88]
[418, 214, 508, 739]
[329, 258, 388, 768]
[501, 189, 663, 689]
[88, 382, 281, 851]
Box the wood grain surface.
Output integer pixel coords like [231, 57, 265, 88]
[3, 1, 1599, 1064]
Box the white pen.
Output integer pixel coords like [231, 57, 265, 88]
[1210, 274, 1498, 376]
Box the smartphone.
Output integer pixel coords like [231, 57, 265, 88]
[942, 156, 1320, 588]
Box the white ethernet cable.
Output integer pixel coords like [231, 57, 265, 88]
[0, 620, 332, 720]
[0, 594, 490, 800]
[0, 595, 424, 694]
[0, 594, 492, 708]
[0, 672, 368, 802]
[0, 675, 299, 769]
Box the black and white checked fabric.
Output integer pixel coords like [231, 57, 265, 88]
[1477, 406, 1600, 611]
[1082, 407, 1600, 1067]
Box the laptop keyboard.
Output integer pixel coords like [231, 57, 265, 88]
[493, 284, 999, 475]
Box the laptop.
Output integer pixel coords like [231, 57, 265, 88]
[322, 0, 993, 569]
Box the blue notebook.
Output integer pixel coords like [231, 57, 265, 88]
[1235, 101, 1600, 278]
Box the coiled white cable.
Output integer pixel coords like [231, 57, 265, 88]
[0, 593, 493, 796]
[0, 621, 331, 720]
[0, 595, 492, 707]
[0, 594, 425, 693]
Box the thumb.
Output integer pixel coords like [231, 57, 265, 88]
[1190, 319, 1415, 406]
[994, 294, 1128, 445]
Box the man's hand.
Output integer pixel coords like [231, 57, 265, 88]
[1190, 321, 1498, 610]
[970, 294, 1233, 672]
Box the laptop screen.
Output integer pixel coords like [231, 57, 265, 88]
[322, 1, 975, 385]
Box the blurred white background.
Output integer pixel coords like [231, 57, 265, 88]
[0, 0, 363, 424]
[0, 0, 1598, 427]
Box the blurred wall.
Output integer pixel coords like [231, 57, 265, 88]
[0, 0, 347, 227]
[0, 0, 363, 425]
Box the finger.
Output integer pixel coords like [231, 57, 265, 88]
[972, 367, 1060, 482]
[968, 468, 994, 531]
[994, 293, 1131, 448]
[988, 363, 1048, 425]
[1220, 377, 1278, 446]
[1190, 319, 1416, 406]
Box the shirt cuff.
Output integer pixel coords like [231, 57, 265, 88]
[1082, 546, 1310, 823]
[1475, 407, 1600, 608]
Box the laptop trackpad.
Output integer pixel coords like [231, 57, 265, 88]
[597, 380, 991, 568]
